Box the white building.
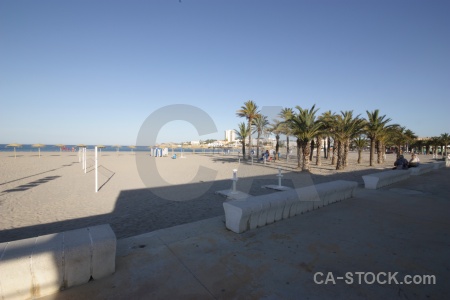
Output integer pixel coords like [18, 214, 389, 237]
[191, 140, 200, 146]
[225, 130, 236, 142]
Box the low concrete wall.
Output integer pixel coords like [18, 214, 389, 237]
[223, 180, 358, 234]
[0, 224, 116, 299]
[362, 169, 411, 189]
[410, 163, 435, 175]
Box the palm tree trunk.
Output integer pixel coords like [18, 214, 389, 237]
[343, 139, 349, 167]
[331, 143, 337, 165]
[286, 136, 290, 161]
[296, 139, 302, 169]
[369, 137, 375, 166]
[275, 134, 280, 161]
[327, 137, 332, 159]
[358, 149, 362, 164]
[316, 136, 322, 166]
[310, 139, 315, 161]
[323, 136, 328, 159]
[256, 131, 261, 158]
[242, 140, 246, 159]
[303, 141, 311, 172]
[377, 141, 384, 164]
[247, 120, 252, 160]
[336, 141, 345, 170]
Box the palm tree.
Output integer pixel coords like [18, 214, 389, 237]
[429, 136, 440, 158]
[411, 138, 424, 155]
[365, 110, 394, 166]
[319, 110, 336, 160]
[440, 133, 450, 156]
[268, 120, 283, 161]
[252, 114, 269, 158]
[353, 135, 368, 164]
[287, 105, 322, 171]
[333, 111, 365, 170]
[404, 129, 418, 153]
[387, 126, 406, 159]
[235, 122, 250, 159]
[236, 100, 260, 159]
[279, 108, 294, 160]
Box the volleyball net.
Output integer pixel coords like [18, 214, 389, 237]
[79, 147, 115, 192]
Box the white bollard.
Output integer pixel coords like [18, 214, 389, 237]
[277, 167, 283, 187]
[84, 148, 87, 174]
[231, 169, 238, 194]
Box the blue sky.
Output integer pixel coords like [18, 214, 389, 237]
[1, 0, 449, 145]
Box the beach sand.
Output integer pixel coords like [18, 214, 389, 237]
[0, 150, 438, 243]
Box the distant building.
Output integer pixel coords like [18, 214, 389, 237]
[225, 130, 236, 142]
[191, 140, 200, 146]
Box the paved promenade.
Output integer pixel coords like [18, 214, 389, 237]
[43, 168, 450, 300]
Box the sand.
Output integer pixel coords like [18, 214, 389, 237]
[0, 150, 438, 243]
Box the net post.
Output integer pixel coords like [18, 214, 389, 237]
[95, 146, 98, 193]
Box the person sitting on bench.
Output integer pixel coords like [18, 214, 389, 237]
[393, 155, 408, 170]
[408, 153, 420, 168]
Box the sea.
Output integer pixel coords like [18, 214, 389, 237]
[0, 144, 237, 154]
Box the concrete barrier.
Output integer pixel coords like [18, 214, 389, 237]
[432, 161, 445, 169]
[223, 180, 358, 233]
[362, 169, 411, 189]
[409, 163, 435, 175]
[0, 224, 116, 300]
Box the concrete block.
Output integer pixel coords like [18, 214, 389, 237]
[223, 180, 359, 233]
[223, 201, 252, 233]
[265, 195, 281, 224]
[0, 238, 36, 300]
[256, 197, 271, 228]
[273, 196, 287, 222]
[432, 161, 445, 169]
[32, 233, 64, 297]
[410, 164, 434, 175]
[248, 200, 264, 230]
[325, 180, 358, 204]
[88, 224, 116, 280]
[362, 170, 410, 189]
[282, 196, 297, 219]
[63, 228, 91, 288]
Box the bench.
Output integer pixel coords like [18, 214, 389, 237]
[0, 224, 116, 299]
[223, 180, 358, 234]
[362, 169, 411, 189]
[409, 163, 435, 175]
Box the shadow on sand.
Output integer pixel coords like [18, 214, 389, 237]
[0, 165, 386, 243]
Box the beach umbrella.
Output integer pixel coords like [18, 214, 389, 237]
[96, 145, 106, 156]
[32, 143, 45, 158]
[55, 144, 65, 154]
[128, 145, 136, 153]
[77, 144, 87, 148]
[112, 145, 121, 154]
[6, 143, 22, 158]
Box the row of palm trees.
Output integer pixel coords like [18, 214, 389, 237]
[235, 100, 449, 172]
